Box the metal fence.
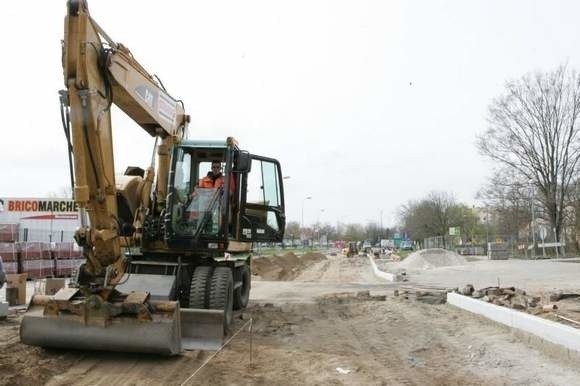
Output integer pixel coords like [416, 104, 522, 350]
[423, 233, 570, 258]
[18, 228, 76, 243]
[423, 236, 447, 250]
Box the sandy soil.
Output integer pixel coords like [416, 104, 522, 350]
[252, 252, 327, 281]
[2, 254, 580, 385]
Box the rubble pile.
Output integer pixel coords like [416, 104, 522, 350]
[457, 284, 580, 329]
[395, 285, 452, 305]
[459, 284, 540, 310]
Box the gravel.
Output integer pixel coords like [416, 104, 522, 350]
[398, 248, 468, 270]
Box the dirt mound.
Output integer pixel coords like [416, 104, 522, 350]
[0, 317, 78, 386]
[398, 248, 467, 270]
[301, 252, 327, 263]
[252, 252, 326, 280]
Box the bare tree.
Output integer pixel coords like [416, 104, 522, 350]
[476, 168, 531, 241]
[285, 221, 301, 240]
[343, 223, 365, 241]
[364, 222, 382, 244]
[398, 199, 437, 242]
[399, 191, 470, 247]
[428, 191, 459, 246]
[478, 66, 580, 243]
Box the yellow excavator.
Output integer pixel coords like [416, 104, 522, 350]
[20, 0, 286, 355]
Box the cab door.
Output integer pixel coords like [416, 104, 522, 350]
[239, 156, 285, 242]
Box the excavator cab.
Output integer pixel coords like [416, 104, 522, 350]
[165, 139, 286, 252]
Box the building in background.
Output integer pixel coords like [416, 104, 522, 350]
[0, 197, 84, 277]
[0, 197, 81, 242]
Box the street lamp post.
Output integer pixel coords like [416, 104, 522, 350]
[529, 182, 536, 259]
[485, 207, 489, 246]
[337, 214, 351, 241]
[301, 196, 312, 247]
[317, 209, 325, 248]
[301, 196, 312, 229]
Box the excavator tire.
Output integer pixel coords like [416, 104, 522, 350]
[208, 267, 234, 333]
[189, 266, 213, 309]
[233, 265, 250, 310]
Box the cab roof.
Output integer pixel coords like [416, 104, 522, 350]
[180, 137, 239, 149]
[180, 139, 228, 148]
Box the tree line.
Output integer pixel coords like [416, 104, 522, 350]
[401, 65, 580, 251]
[284, 220, 392, 243]
[285, 66, 580, 250]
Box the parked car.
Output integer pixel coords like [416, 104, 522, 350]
[399, 240, 413, 250]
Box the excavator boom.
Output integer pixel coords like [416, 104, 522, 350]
[20, 0, 193, 355]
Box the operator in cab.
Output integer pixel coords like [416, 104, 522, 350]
[199, 161, 224, 188]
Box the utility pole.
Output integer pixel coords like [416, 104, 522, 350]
[301, 196, 312, 246]
[530, 183, 536, 259]
[485, 207, 489, 245]
[380, 210, 383, 239]
[301, 196, 312, 229]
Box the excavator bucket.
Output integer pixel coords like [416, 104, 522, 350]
[20, 296, 182, 355]
[180, 308, 225, 351]
[20, 293, 227, 354]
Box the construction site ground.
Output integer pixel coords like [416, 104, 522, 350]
[3, 252, 580, 385]
[387, 255, 580, 292]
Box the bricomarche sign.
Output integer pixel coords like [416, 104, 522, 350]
[0, 199, 78, 213]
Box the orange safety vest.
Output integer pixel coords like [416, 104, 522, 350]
[199, 174, 224, 188]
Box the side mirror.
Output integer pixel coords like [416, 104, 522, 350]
[233, 151, 252, 172]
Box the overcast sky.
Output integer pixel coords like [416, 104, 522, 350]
[1, 0, 580, 227]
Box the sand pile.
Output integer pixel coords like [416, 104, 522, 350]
[398, 248, 467, 270]
[301, 252, 326, 263]
[252, 252, 326, 280]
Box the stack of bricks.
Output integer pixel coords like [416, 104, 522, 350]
[0, 224, 18, 243]
[0, 242, 19, 274]
[53, 242, 76, 276]
[19, 241, 54, 279]
[0, 224, 19, 274]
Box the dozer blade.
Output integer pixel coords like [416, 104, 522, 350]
[20, 299, 182, 355]
[180, 308, 225, 351]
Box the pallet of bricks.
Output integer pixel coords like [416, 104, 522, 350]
[0, 224, 19, 274]
[19, 241, 54, 279]
[52, 241, 83, 277]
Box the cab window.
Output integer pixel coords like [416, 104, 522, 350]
[246, 159, 280, 206]
[174, 151, 191, 199]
